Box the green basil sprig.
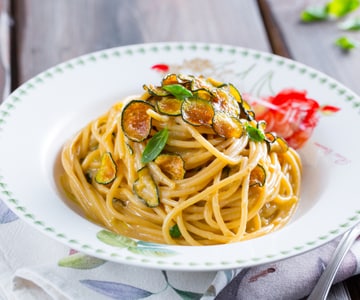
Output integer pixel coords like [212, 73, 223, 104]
[327, 0, 360, 18]
[162, 84, 193, 100]
[301, 0, 360, 22]
[335, 36, 358, 50]
[141, 128, 169, 164]
[300, 5, 328, 22]
[339, 17, 360, 30]
[245, 123, 266, 142]
[169, 224, 181, 238]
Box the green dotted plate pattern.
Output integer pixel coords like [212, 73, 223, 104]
[1, 42, 360, 270]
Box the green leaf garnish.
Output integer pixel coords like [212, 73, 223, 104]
[335, 36, 358, 50]
[162, 84, 193, 100]
[245, 123, 266, 142]
[339, 16, 360, 30]
[326, 0, 360, 18]
[300, 5, 328, 22]
[141, 128, 169, 164]
[300, 0, 360, 22]
[169, 224, 181, 238]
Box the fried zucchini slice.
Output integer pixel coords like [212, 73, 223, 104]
[121, 100, 153, 142]
[181, 98, 215, 126]
[249, 164, 266, 187]
[143, 84, 170, 97]
[269, 136, 289, 153]
[156, 97, 182, 116]
[162, 73, 179, 86]
[133, 166, 160, 207]
[95, 152, 117, 185]
[228, 83, 243, 103]
[213, 112, 244, 139]
[155, 153, 185, 180]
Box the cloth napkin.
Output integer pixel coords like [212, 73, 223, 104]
[1, 199, 360, 300]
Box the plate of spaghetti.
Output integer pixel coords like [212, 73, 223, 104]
[0, 42, 359, 271]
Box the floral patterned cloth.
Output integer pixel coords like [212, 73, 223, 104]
[1, 198, 360, 300]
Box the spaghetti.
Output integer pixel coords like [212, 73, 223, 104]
[61, 74, 301, 246]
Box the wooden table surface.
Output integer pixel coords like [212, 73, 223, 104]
[1, 0, 360, 298]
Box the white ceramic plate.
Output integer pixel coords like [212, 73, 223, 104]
[1, 42, 360, 271]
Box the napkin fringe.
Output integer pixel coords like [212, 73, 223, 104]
[13, 268, 71, 300]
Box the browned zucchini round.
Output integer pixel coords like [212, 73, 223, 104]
[213, 112, 244, 139]
[181, 98, 215, 126]
[214, 89, 241, 117]
[156, 97, 183, 116]
[121, 100, 154, 142]
[228, 83, 243, 103]
[133, 166, 159, 207]
[162, 73, 179, 86]
[206, 77, 224, 87]
[192, 88, 214, 101]
[239, 98, 255, 120]
[143, 84, 170, 97]
[270, 136, 289, 153]
[95, 152, 117, 185]
[249, 164, 266, 187]
[155, 153, 185, 180]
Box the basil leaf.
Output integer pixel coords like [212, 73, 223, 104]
[335, 36, 358, 50]
[300, 0, 360, 22]
[339, 16, 360, 30]
[141, 128, 169, 164]
[300, 5, 328, 22]
[245, 123, 266, 142]
[326, 0, 360, 18]
[162, 84, 193, 100]
[169, 224, 181, 238]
